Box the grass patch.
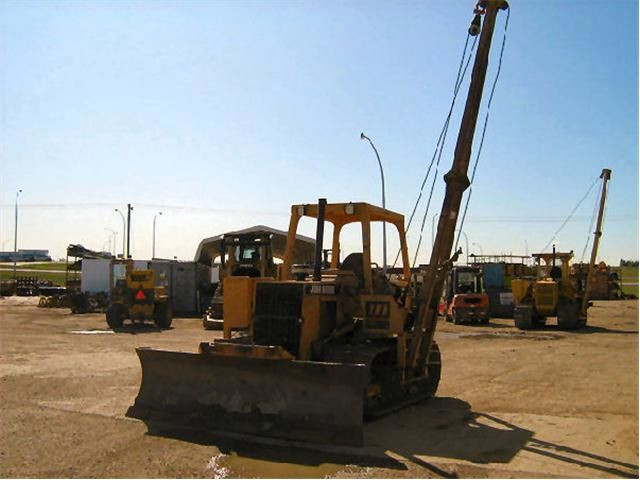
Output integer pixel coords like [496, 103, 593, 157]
[0, 270, 72, 286]
[619, 266, 638, 298]
[0, 262, 69, 271]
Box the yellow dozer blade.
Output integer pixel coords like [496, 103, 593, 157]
[126, 347, 369, 446]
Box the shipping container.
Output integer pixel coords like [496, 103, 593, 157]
[486, 287, 514, 318]
[482, 263, 505, 289]
[80, 258, 111, 293]
[148, 260, 211, 315]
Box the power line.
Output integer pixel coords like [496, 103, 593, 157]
[0, 202, 287, 217]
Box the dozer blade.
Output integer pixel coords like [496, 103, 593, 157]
[126, 347, 369, 446]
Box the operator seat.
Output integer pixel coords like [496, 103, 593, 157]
[232, 266, 261, 277]
[340, 253, 365, 288]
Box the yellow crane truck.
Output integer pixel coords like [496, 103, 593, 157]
[126, 0, 510, 446]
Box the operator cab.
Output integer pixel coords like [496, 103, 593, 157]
[445, 266, 484, 299]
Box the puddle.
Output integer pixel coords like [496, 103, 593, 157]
[438, 331, 561, 341]
[206, 453, 230, 479]
[213, 452, 344, 479]
[70, 329, 115, 335]
[461, 331, 561, 341]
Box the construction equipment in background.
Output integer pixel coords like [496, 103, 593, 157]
[105, 259, 172, 329]
[571, 261, 623, 300]
[203, 232, 275, 330]
[512, 249, 578, 329]
[126, 0, 510, 446]
[197, 226, 316, 331]
[440, 266, 489, 324]
[513, 169, 612, 330]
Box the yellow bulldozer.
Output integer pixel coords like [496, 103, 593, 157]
[125, 0, 510, 446]
[106, 259, 172, 329]
[128, 200, 442, 445]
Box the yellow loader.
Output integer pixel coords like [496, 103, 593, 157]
[106, 259, 172, 329]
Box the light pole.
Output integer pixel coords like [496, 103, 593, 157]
[114, 209, 126, 258]
[431, 213, 439, 249]
[472, 242, 484, 257]
[460, 231, 470, 265]
[105, 228, 117, 256]
[360, 133, 387, 275]
[152, 211, 162, 259]
[13, 189, 22, 279]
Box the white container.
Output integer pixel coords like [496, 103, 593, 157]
[81, 258, 111, 293]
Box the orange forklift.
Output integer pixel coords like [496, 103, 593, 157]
[441, 266, 489, 324]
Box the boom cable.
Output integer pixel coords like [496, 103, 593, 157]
[454, 6, 510, 253]
[580, 186, 601, 262]
[540, 174, 601, 254]
[392, 30, 478, 267]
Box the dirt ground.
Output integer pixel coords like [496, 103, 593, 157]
[0, 297, 637, 478]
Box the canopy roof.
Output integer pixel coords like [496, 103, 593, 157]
[194, 225, 316, 266]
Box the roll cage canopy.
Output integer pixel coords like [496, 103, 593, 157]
[282, 202, 411, 288]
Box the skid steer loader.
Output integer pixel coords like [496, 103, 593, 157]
[126, 0, 510, 446]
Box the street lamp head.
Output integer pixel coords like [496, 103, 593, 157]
[360, 132, 365, 140]
[159, 211, 163, 216]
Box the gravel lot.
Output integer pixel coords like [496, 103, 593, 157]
[0, 296, 637, 478]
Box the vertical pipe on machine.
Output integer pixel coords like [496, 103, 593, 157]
[313, 199, 327, 281]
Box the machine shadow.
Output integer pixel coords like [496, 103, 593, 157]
[136, 396, 638, 477]
[137, 397, 531, 472]
[571, 325, 638, 335]
[112, 324, 173, 334]
[366, 397, 532, 466]
[371, 397, 638, 478]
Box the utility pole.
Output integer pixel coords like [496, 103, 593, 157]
[581, 169, 612, 316]
[407, 0, 508, 372]
[13, 189, 22, 279]
[126, 203, 133, 259]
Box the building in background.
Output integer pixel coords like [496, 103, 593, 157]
[0, 249, 51, 262]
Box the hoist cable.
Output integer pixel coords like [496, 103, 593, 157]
[392, 32, 477, 268]
[540, 174, 601, 254]
[580, 187, 601, 262]
[411, 37, 478, 267]
[454, 6, 510, 254]
[596, 181, 611, 264]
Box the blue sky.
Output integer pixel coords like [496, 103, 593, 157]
[1, 0, 637, 265]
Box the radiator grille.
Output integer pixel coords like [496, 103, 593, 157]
[536, 283, 556, 308]
[253, 283, 304, 356]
